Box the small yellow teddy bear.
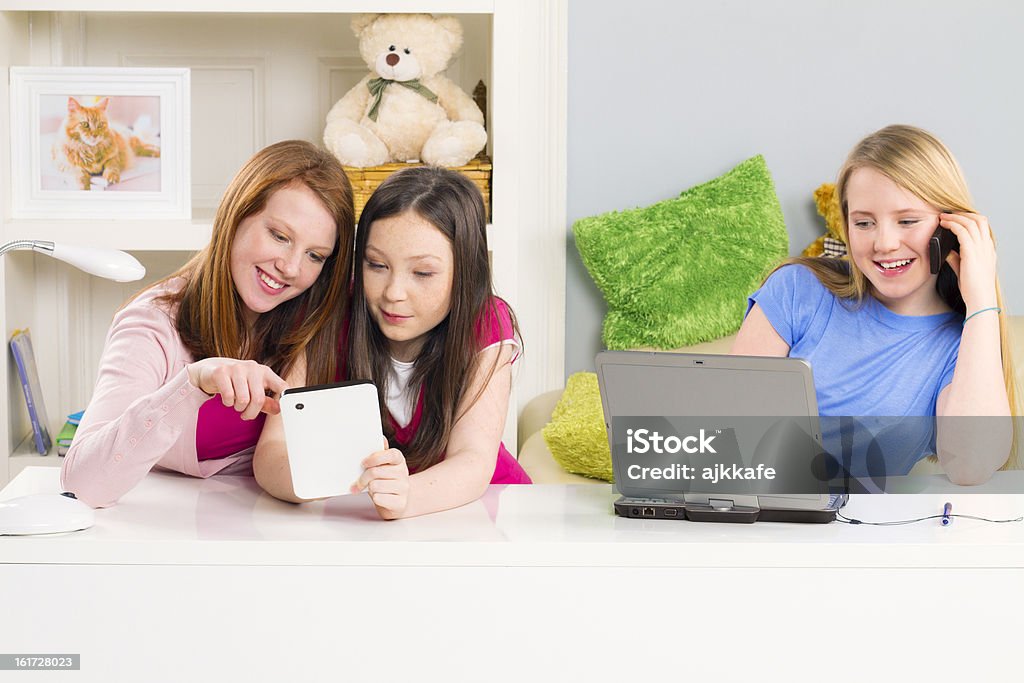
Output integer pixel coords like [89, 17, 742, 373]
[802, 183, 847, 258]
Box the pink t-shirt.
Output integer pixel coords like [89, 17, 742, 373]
[195, 399, 266, 461]
[388, 297, 531, 485]
[391, 391, 531, 485]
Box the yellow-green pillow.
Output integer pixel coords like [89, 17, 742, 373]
[572, 155, 788, 349]
[541, 372, 613, 482]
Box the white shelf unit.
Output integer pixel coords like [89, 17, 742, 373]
[0, 1, 567, 487]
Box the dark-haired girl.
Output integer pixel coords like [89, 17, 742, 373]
[257, 166, 531, 518]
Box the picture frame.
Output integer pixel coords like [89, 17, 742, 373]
[9, 66, 190, 220]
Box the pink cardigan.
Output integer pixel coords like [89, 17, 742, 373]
[61, 279, 252, 508]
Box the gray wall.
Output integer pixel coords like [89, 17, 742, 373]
[566, 0, 1024, 376]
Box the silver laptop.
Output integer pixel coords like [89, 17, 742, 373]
[595, 351, 847, 523]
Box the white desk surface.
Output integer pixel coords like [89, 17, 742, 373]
[3, 466, 1024, 568]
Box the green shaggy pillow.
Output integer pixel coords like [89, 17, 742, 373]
[573, 155, 788, 349]
[542, 372, 613, 482]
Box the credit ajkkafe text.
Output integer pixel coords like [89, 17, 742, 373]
[625, 428, 776, 483]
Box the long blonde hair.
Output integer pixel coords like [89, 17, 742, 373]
[784, 125, 1019, 466]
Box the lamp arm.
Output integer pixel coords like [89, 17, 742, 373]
[0, 240, 52, 257]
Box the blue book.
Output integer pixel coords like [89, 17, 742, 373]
[10, 329, 52, 455]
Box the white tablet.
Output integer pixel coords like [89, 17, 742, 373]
[280, 380, 384, 499]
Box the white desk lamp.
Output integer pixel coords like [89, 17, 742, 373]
[0, 239, 145, 281]
[0, 239, 142, 534]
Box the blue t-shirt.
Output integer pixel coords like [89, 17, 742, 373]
[748, 264, 963, 475]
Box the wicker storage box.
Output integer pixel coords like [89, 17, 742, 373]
[344, 155, 492, 221]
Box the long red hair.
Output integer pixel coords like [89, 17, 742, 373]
[156, 140, 354, 383]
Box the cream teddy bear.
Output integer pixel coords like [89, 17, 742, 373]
[323, 13, 487, 168]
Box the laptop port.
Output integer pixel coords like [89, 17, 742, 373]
[642, 507, 656, 517]
[631, 508, 640, 516]
[664, 508, 678, 517]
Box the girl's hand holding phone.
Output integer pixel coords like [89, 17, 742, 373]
[186, 357, 288, 419]
[351, 439, 410, 520]
[939, 212, 999, 312]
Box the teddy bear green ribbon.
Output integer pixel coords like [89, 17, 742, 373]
[366, 77, 438, 122]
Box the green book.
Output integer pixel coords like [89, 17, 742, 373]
[56, 420, 78, 456]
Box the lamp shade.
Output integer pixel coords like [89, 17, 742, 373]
[0, 240, 146, 282]
[47, 243, 146, 282]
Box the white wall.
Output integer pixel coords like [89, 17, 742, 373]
[566, 0, 1024, 375]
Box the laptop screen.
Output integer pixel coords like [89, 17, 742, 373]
[596, 351, 827, 501]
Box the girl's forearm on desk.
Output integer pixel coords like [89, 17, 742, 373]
[937, 313, 1011, 482]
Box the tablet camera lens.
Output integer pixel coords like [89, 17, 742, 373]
[295, 403, 304, 410]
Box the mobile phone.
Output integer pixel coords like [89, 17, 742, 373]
[929, 224, 959, 274]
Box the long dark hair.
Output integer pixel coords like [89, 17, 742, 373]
[156, 140, 354, 384]
[347, 166, 520, 472]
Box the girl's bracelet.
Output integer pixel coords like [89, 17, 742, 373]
[963, 306, 1001, 325]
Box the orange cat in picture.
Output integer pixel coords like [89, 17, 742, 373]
[52, 97, 160, 190]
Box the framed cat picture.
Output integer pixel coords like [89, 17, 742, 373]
[9, 67, 190, 219]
